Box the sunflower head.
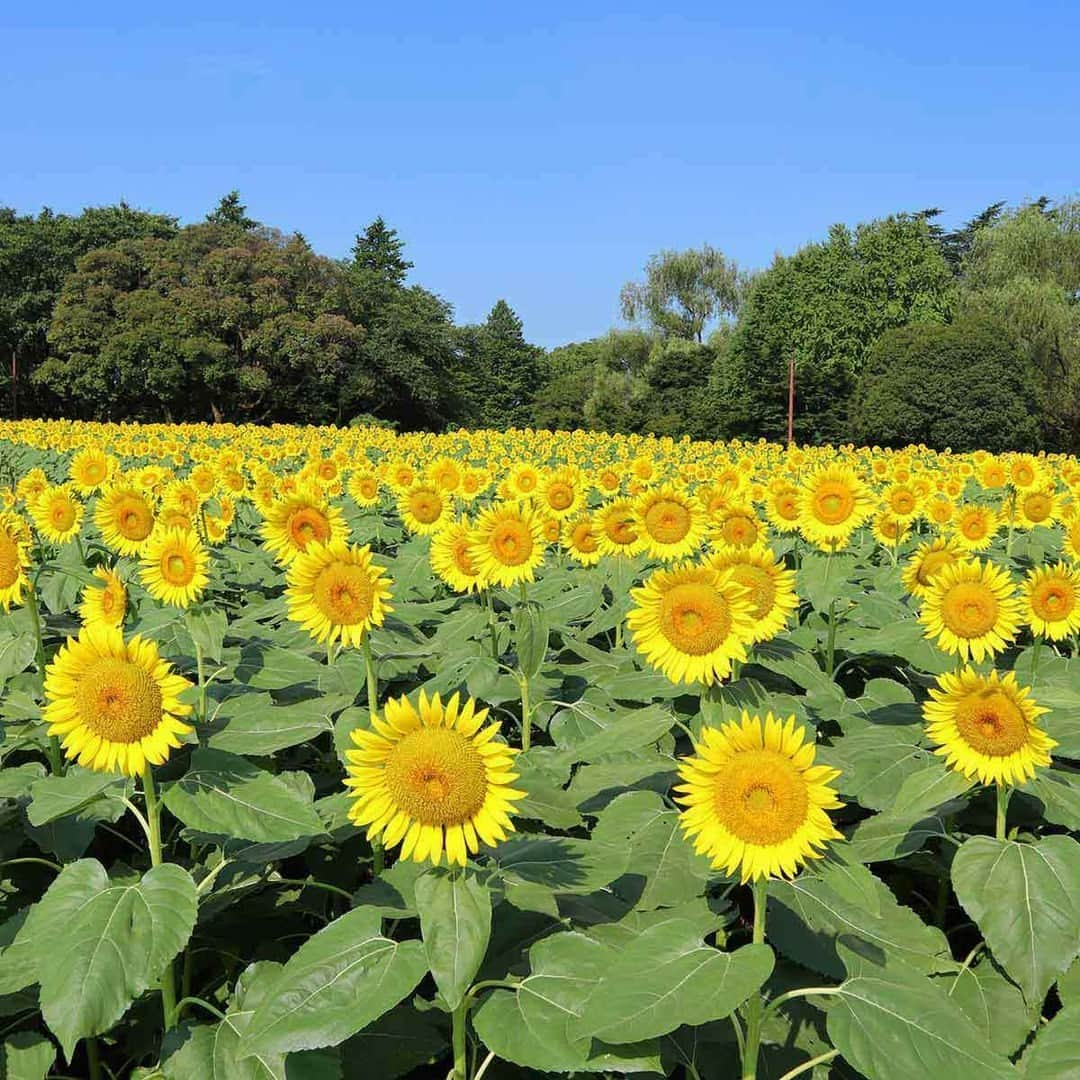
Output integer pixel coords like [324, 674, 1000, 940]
[398, 483, 448, 535]
[708, 544, 798, 644]
[31, 485, 84, 543]
[0, 513, 31, 611]
[44, 624, 194, 776]
[467, 502, 546, 588]
[563, 514, 601, 566]
[1024, 562, 1080, 641]
[431, 520, 483, 593]
[797, 465, 872, 550]
[140, 527, 210, 609]
[79, 567, 127, 629]
[594, 499, 644, 558]
[634, 485, 706, 561]
[345, 690, 525, 866]
[261, 487, 348, 565]
[902, 538, 962, 599]
[923, 668, 1054, 787]
[95, 485, 157, 556]
[676, 711, 842, 881]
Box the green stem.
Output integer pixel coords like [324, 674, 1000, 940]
[519, 674, 531, 753]
[519, 580, 528, 606]
[762, 986, 842, 1022]
[142, 765, 177, 1029]
[268, 877, 354, 902]
[26, 583, 63, 775]
[173, 995, 228, 1023]
[1030, 636, 1043, 687]
[76, 534, 87, 565]
[0, 857, 62, 873]
[451, 1000, 469, 1080]
[484, 590, 499, 662]
[1005, 490, 1016, 559]
[741, 877, 769, 1080]
[825, 599, 838, 680]
[995, 784, 1011, 841]
[194, 639, 207, 723]
[363, 635, 384, 875]
[86, 1036, 103, 1080]
[777, 1049, 841, 1080]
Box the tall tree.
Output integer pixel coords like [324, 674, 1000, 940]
[620, 245, 741, 342]
[205, 191, 258, 231]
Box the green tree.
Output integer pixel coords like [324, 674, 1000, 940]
[582, 330, 653, 433]
[205, 191, 258, 231]
[714, 214, 955, 443]
[850, 316, 1042, 452]
[531, 340, 601, 430]
[620, 245, 741, 342]
[637, 337, 716, 438]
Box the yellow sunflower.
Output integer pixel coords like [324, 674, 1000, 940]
[1065, 517, 1080, 563]
[344, 690, 525, 866]
[398, 483, 449, 536]
[708, 544, 798, 644]
[261, 487, 349, 565]
[634, 485, 707, 561]
[43, 623, 194, 776]
[711, 503, 763, 549]
[626, 562, 755, 686]
[348, 470, 381, 507]
[0, 513, 30, 611]
[140, 527, 210, 609]
[951, 503, 998, 553]
[925, 495, 955, 529]
[594, 499, 645, 558]
[431, 520, 483, 593]
[763, 482, 802, 535]
[882, 482, 922, 524]
[30, 485, 84, 544]
[563, 514, 602, 567]
[871, 510, 910, 550]
[901, 538, 963, 599]
[95, 485, 157, 556]
[286, 539, 393, 647]
[796, 465, 873, 550]
[468, 502, 546, 588]
[538, 466, 584, 519]
[920, 559, 1023, 663]
[923, 668, 1054, 786]
[508, 463, 541, 500]
[1015, 487, 1058, 531]
[675, 711, 842, 881]
[79, 567, 127, 629]
[428, 457, 462, 494]
[68, 446, 114, 494]
[1023, 562, 1080, 640]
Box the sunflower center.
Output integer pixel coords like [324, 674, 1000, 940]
[383, 727, 488, 825]
[75, 657, 162, 743]
[84, 462, 106, 484]
[571, 523, 597, 553]
[953, 690, 1029, 756]
[490, 521, 532, 566]
[162, 550, 195, 585]
[604, 513, 637, 546]
[547, 483, 573, 510]
[916, 550, 956, 586]
[961, 514, 988, 539]
[409, 492, 443, 524]
[730, 565, 775, 620]
[659, 582, 732, 655]
[775, 493, 800, 521]
[288, 507, 331, 549]
[713, 749, 809, 846]
[0, 532, 21, 588]
[313, 562, 375, 625]
[50, 501, 76, 530]
[722, 515, 757, 546]
[644, 500, 691, 544]
[891, 491, 915, 513]
[451, 538, 478, 577]
[1023, 494, 1051, 523]
[1032, 579, 1075, 622]
[941, 582, 998, 638]
[812, 483, 855, 525]
[116, 498, 154, 541]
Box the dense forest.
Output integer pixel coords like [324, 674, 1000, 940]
[1, 192, 1077, 450]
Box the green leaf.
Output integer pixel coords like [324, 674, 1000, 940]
[31, 860, 196, 1058]
[514, 605, 548, 679]
[1020, 1003, 1080, 1078]
[239, 908, 427, 1058]
[209, 692, 341, 756]
[414, 868, 491, 1010]
[549, 697, 674, 763]
[827, 949, 1017, 1080]
[26, 767, 128, 826]
[0, 763, 46, 801]
[571, 918, 774, 1043]
[818, 727, 932, 810]
[938, 956, 1034, 1058]
[235, 643, 326, 690]
[185, 607, 228, 664]
[162, 749, 325, 844]
[0, 1032, 56, 1080]
[512, 754, 583, 829]
[951, 835, 1080, 1006]
[798, 552, 856, 613]
[0, 632, 36, 682]
[339, 1005, 446, 1080]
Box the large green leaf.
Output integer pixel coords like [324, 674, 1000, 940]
[26, 860, 197, 1057]
[162, 748, 325, 843]
[239, 908, 427, 1058]
[951, 835, 1080, 1006]
[937, 956, 1034, 1057]
[26, 767, 128, 826]
[209, 691, 343, 756]
[513, 604, 548, 679]
[1019, 1003, 1080, 1078]
[0, 1033, 55, 1080]
[414, 868, 491, 1010]
[570, 918, 773, 1043]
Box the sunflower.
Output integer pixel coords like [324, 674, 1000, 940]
[344, 690, 525, 866]
[79, 567, 127, 629]
[882, 482, 922, 524]
[140, 527, 210, 609]
[1015, 488, 1058, 530]
[763, 483, 802, 535]
[0, 513, 30, 611]
[925, 495, 955, 529]
[538, 466, 584, 519]
[348, 470, 381, 507]
[286, 539, 393, 647]
[708, 544, 798, 644]
[923, 668, 1054, 787]
[30, 485, 84, 544]
[508, 464, 541, 500]
[1066, 517, 1080, 563]
[871, 510, 910, 550]
[951, 503, 998, 553]
[711, 503, 763, 549]
[431, 520, 483, 593]
[594, 499, 645, 558]
[95, 486, 157, 556]
[1023, 562, 1080, 640]
[398, 483, 449, 536]
[675, 711, 842, 881]
[920, 559, 1023, 663]
[901, 538, 963, 599]
[468, 502, 546, 588]
[428, 457, 462, 494]
[261, 487, 349, 565]
[68, 447, 114, 495]
[797, 465, 873, 550]
[563, 514, 602, 567]
[626, 562, 755, 685]
[43, 623, 194, 776]
[634, 485, 707, 561]
[1007, 454, 1045, 491]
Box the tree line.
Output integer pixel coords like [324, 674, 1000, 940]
[1, 192, 1077, 450]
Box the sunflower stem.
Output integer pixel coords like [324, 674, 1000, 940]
[26, 582, 64, 775]
[194, 639, 207, 723]
[824, 600, 837, 680]
[363, 635, 385, 875]
[1030, 636, 1043, 687]
[451, 999, 469, 1079]
[519, 674, 532, 752]
[141, 765, 178, 1030]
[741, 877, 769, 1080]
[484, 590, 499, 661]
[1005, 489, 1016, 559]
[85, 1035, 103, 1080]
[995, 784, 1011, 841]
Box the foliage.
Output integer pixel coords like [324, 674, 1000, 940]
[850, 316, 1043, 451]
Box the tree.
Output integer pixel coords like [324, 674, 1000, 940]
[620, 245, 741, 342]
[531, 340, 600, 431]
[581, 330, 653, 433]
[850, 316, 1041, 452]
[637, 337, 716, 438]
[205, 191, 257, 231]
[714, 214, 955, 443]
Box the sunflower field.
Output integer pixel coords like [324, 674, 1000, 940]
[0, 419, 1078, 1080]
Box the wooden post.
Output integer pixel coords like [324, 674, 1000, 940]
[786, 354, 795, 445]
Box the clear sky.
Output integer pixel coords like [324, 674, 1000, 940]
[3, 2, 1077, 347]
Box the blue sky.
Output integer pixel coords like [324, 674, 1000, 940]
[3, 2, 1077, 347]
